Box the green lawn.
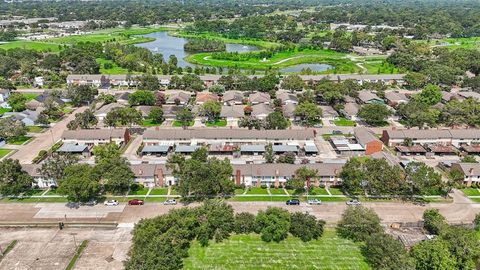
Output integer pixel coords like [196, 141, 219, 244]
[0, 107, 12, 115]
[205, 119, 227, 127]
[145, 197, 171, 202]
[27, 126, 45, 133]
[0, 197, 68, 203]
[142, 118, 163, 127]
[22, 93, 39, 101]
[172, 120, 194, 127]
[329, 187, 345, 195]
[45, 189, 59, 195]
[231, 196, 293, 202]
[309, 187, 329, 196]
[186, 48, 359, 73]
[23, 189, 45, 196]
[362, 60, 400, 75]
[246, 187, 269, 195]
[333, 117, 357, 127]
[173, 31, 280, 49]
[183, 230, 370, 270]
[307, 196, 349, 202]
[0, 26, 172, 52]
[461, 188, 480, 197]
[150, 188, 168, 195]
[129, 187, 149, 196]
[0, 149, 12, 158]
[96, 58, 130, 74]
[0, 40, 61, 52]
[234, 188, 246, 195]
[6, 135, 31, 145]
[269, 188, 287, 195]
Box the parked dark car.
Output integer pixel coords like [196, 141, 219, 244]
[128, 199, 144, 205]
[286, 199, 300, 205]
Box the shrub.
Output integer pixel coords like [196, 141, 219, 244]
[289, 212, 325, 242]
[423, 209, 447, 235]
[362, 233, 414, 270]
[234, 212, 256, 234]
[255, 207, 290, 243]
[336, 206, 382, 242]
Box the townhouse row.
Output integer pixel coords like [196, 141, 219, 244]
[22, 162, 344, 188]
[66, 74, 405, 88]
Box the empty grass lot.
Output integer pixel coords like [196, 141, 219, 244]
[183, 230, 370, 270]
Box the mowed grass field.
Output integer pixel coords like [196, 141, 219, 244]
[186, 48, 360, 73]
[0, 26, 172, 52]
[183, 230, 370, 270]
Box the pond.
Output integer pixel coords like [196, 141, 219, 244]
[279, 63, 333, 73]
[135, 32, 259, 67]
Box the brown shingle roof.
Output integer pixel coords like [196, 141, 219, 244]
[62, 129, 126, 140]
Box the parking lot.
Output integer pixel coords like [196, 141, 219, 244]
[0, 227, 131, 270]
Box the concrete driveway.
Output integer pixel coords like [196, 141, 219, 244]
[10, 106, 87, 164]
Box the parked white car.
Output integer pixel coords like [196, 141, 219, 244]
[104, 200, 119, 206]
[163, 199, 177, 205]
[307, 199, 322, 205]
[346, 199, 361, 206]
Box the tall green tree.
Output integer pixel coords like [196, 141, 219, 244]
[255, 207, 291, 243]
[414, 84, 442, 106]
[175, 108, 194, 128]
[128, 90, 156, 106]
[67, 85, 98, 106]
[39, 154, 79, 181]
[358, 103, 392, 126]
[289, 212, 325, 242]
[410, 239, 457, 270]
[337, 206, 382, 242]
[148, 107, 164, 124]
[58, 164, 101, 202]
[265, 111, 288, 130]
[281, 75, 305, 92]
[362, 233, 414, 270]
[0, 159, 33, 195]
[7, 92, 27, 112]
[167, 149, 234, 201]
[67, 109, 98, 130]
[199, 100, 221, 122]
[294, 102, 322, 126]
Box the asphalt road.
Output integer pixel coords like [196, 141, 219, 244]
[10, 106, 87, 164]
[0, 190, 476, 226]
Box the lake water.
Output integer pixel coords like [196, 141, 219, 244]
[135, 32, 259, 68]
[280, 63, 333, 73]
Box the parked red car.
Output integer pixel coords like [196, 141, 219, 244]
[128, 199, 144, 205]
